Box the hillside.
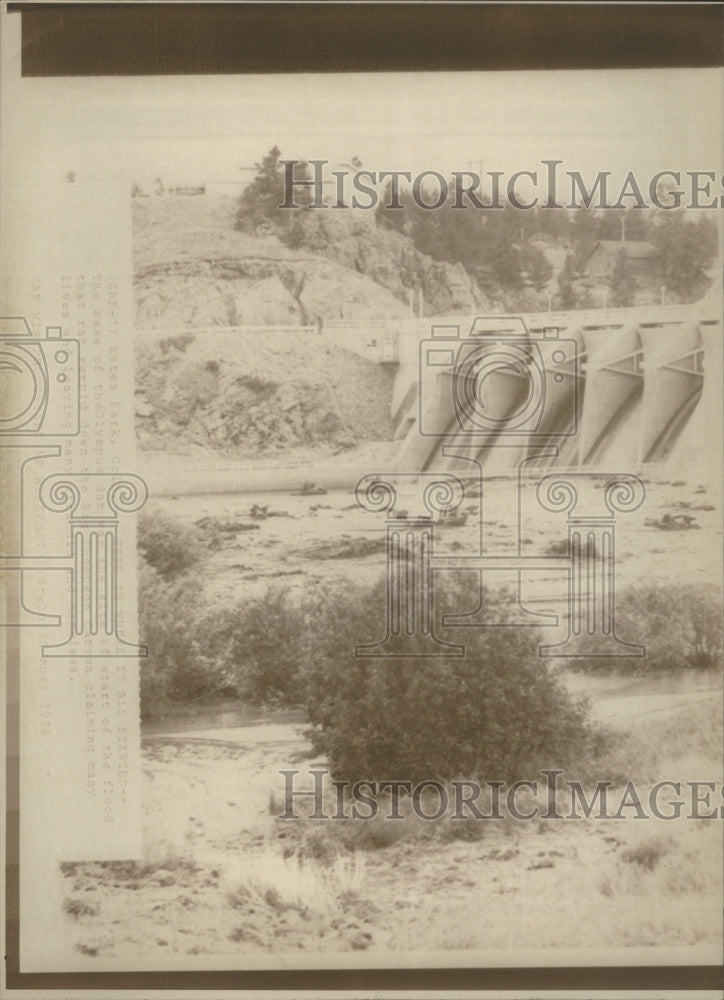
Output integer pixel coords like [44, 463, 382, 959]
[135, 327, 395, 459]
[133, 196, 491, 328]
[132, 195, 495, 459]
[134, 198, 408, 329]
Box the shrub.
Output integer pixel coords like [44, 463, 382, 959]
[569, 583, 722, 673]
[63, 897, 99, 919]
[159, 332, 194, 354]
[621, 837, 667, 871]
[302, 575, 594, 784]
[206, 587, 305, 706]
[138, 574, 307, 716]
[138, 565, 237, 716]
[137, 510, 203, 578]
[224, 845, 365, 918]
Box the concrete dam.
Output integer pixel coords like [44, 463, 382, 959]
[343, 303, 722, 657]
[383, 305, 722, 478]
[137, 303, 721, 497]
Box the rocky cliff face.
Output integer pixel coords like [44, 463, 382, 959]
[135, 254, 410, 329]
[135, 328, 395, 458]
[133, 197, 491, 329]
[132, 196, 490, 458]
[280, 212, 490, 317]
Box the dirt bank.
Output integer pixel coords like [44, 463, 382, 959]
[59, 679, 722, 964]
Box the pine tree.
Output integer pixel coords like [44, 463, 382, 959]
[610, 249, 636, 307]
[235, 146, 286, 234]
[522, 243, 554, 293]
[653, 212, 718, 300]
[555, 254, 578, 309]
[375, 179, 409, 234]
[569, 208, 600, 272]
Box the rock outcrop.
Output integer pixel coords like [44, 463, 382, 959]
[133, 197, 491, 330]
[135, 328, 395, 458]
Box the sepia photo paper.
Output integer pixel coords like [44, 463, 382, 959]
[1, 4, 723, 994]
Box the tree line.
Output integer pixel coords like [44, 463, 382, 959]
[234, 147, 719, 307]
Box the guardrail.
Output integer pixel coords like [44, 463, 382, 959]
[141, 324, 318, 337]
[138, 321, 405, 364]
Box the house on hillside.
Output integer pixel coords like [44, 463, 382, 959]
[131, 169, 260, 198]
[166, 183, 206, 196]
[131, 176, 205, 197]
[585, 240, 659, 281]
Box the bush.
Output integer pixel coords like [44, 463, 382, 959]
[569, 583, 722, 674]
[138, 565, 236, 716]
[138, 566, 597, 788]
[206, 587, 305, 707]
[137, 510, 203, 578]
[302, 576, 594, 784]
[138, 573, 307, 716]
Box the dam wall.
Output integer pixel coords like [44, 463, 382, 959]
[390, 305, 721, 482]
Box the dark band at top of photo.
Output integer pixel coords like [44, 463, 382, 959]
[13, 4, 724, 77]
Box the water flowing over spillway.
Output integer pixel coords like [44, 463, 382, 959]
[391, 305, 721, 482]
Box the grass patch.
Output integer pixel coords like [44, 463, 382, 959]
[225, 844, 366, 917]
[63, 897, 99, 919]
[621, 837, 667, 871]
